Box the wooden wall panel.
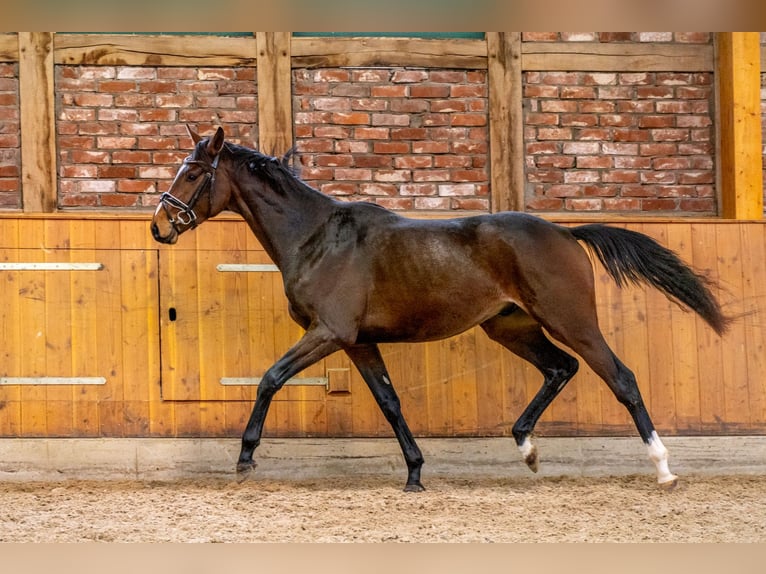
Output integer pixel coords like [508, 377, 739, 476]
[0, 216, 763, 439]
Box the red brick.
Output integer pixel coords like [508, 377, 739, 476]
[374, 141, 410, 154]
[335, 141, 370, 154]
[546, 184, 581, 198]
[567, 198, 603, 211]
[537, 127, 573, 140]
[526, 197, 564, 210]
[354, 127, 390, 140]
[371, 85, 408, 98]
[526, 113, 559, 126]
[390, 128, 428, 140]
[603, 198, 642, 210]
[410, 85, 450, 98]
[313, 69, 351, 82]
[561, 114, 598, 127]
[414, 197, 451, 210]
[394, 155, 433, 169]
[642, 198, 679, 210]
[451, 170, 486, 182]
[100, 194, 140, 207]
[560, 87, 597, 99]
[679, 198, 715, 211]
[374, 197, 413, 210]
[434, 155, 471, 168]
[354, 155, 391, 168]
[112, 151, 152, 163]
[400, 183, 437, 196]
[412, 141, 449, 154]
[331, 112, 369, 125]
[99, 165, 137, 179]
[438, 183, 476, 196]
[613, 129, 650, 142]
[603, 170, 640, 184]
[524, 85, 559, 98]
[359, 183, 398, 196]
[576, 156, 612, 169]
[450, 85, 486, 98]
[117, 180, 155, 193]
[391, 70, 428, 83]
[372, 113, 410, 127]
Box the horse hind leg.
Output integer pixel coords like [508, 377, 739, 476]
[481, 310, 580, 474]
[545, 318, 678, 489]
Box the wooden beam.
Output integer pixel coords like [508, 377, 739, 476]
[716, 33, 763, 219]
[523, 42, 713, 72]
[487, 33, 523, 213]
[0, 33, 18, 62]
[255, 32, 293, 155]
[54, 34, 257, 66]
[291, 36, 486, 69]
[18, 33, 57, 213]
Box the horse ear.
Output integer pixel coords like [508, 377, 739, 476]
[207, 126, 225, 156]
[187, 124, 202, 144]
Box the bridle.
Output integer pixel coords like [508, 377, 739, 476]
[159, 151, 220, 231]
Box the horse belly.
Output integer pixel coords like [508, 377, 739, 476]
[358, 289, 506, 344]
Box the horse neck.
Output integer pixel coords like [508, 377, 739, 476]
[232, 172, 337, 269]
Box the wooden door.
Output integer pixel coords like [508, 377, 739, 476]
[158, 248, 352, 404]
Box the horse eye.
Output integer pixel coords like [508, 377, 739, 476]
[187, 172, 198, 181]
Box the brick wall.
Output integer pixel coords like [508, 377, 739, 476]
[293, 68, 489, 211]
[522, 32, 716, 214]
[0, 62, 20, 209]
[56, 65, 258, 208]
[0, 33, 740, 216]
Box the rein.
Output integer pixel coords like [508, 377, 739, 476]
[159, 152, 220, 230]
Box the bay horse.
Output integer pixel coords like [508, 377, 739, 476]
[151, 126, 731, 491]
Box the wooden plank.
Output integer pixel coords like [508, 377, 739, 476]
[0, 224, 22, 435]
[54, 33, 257, 66]
[448, 330, 478, 435]
[522, 42, 713, 72]
[256, 32, 293, 155]
[487, 32, 523, 213]
[641, 224, 677, 432]
[0, 33, 18, 62]
[716, 33, 763, 219]
[18, 33, 56, 213]
[690, 223, 726, 431]
[291, 36, 487, 69]
[667, 224, 701, 432]
[715, 224, 750, 428]
[739, 224, 766, 429]
[473, 330, 506, 435]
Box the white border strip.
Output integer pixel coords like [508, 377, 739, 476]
[0, 377, 107, 385]
[216, 264, 279, 272]
[220, 377, 328, 387]
[0, 262, 104, 271]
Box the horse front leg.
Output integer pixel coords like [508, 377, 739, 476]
[345, 344, 425, 492]
[237, 327, 340, 479]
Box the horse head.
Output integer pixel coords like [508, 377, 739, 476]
[151, 125, 229, 244]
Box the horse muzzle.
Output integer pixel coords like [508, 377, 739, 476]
[151, 220, 179, 244]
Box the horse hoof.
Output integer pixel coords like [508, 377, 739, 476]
[404, 482, 425, 493]
[236, 461, 257, 482]
[525, 449, 539, 473]
[658, 476, 679, 491]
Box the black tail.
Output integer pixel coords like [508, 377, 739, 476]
[571, 223, 731, 336]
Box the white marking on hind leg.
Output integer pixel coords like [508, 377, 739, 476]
[647, 431, 678, 486]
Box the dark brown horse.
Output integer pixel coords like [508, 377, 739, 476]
[151, 126, 731, 491]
